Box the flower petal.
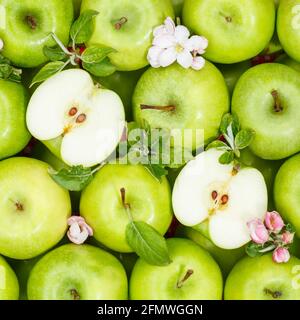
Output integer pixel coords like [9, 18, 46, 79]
[153, 25, 166, 37]
[153, 34, 176, 48]
[177, 49, 193, 69]
[159, 47, 177, 67]
[147, 46, 164, 68]
[185, 35, 208, 54]
[174, 25, 190, 44]
[191, 56, 206, 70]
[164, 17, 176, 34]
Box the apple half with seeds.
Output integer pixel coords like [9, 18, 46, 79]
[172, 149, 268, 249]
[26, 69, 125, 167]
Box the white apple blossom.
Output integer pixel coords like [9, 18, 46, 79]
[0, 38, 3, 51]
[67, 216, 93, 245]
[147, 17, 208, 70]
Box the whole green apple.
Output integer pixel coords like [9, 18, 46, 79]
[80, 164, 173, 252]
[277, 0, 300, 62]
[224, 254, 300, 300]
[133, 63, 229, 150]
[232, 63, 300, 160]
[0, 255, 19, 300]
[81, 0, 174, 71]
[274, 153, 300, 237]
[0, 79, 31, 160]
[0, 0, 73, 68]
[130, 238, 223, 300]
[27, 244, 128, 300]
[183, 227, 245, 277]
[0, 157, 71, 259]
[183, 0, 275, 63]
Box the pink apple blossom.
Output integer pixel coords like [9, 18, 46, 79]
[67, 216, 93, 245]
[272, 247, 290, 263]
[282, 231, 294, 245]
[265, 211, 284, 232]
[247, 218, 269, 244]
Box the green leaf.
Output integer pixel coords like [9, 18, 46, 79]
[285, 223, 296, 234]
[246, 242, 263, 258]
[145, 164, 168, 182]
[81, 46, 116, 64]
[83, 57, 116, 77]
[219, 113, 233, 134]
[70, 10, 99, 45]
[0, 64, 12, 78]
[219, 151, 234, 164]
[43, 45, 67, 61]
[49, 165, 94, 191]
[206, 140, 230, 151]
[231, 113, 240, 136]
[30, 61, 66, 87]
[235, 129, 255, 150]
[126, 221, 171, 266]
[0, 54, 22, 83]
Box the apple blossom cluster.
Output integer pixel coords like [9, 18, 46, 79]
[147, 17, 208, 70]
[67, 216, 93, 245]
[247, 211, 295, 264]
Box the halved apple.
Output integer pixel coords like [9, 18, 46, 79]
[26, 69, 125, 167]
[172, 149, 268, 249]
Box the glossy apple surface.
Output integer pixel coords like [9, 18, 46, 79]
[0, 255, 19, 300]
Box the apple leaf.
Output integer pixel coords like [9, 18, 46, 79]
[219, 113, 240, 136]
[144, 164, 168, 182]
[218, 151, 234, 164]
[81, 46, 116, 64]
[126, 221, 171, 266]
[30, 61, 66, 87]
[235, 129, 255, 150]
[0, 54, 22, 83]
[49, 165, 94, 191]
[82, 57, 116, 77]
[70, 10, 99, 45]
[246, 242, 263, 258]
[206, 140, 230, 151]
[43, 45, 68, 62]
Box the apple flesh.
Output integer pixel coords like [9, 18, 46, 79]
[0, 157, 71, 259]
[130, 238, 223, 300]
[133, 62, 229, 150]
[232, 63, 300, 160]
[0, 255, 19, 300]
[27, 244, 128, 300]
[26, 69, 125, 167]
[183, 0, 275, 63]
[225, 254, 300, 300]
[172, 149, 268, 249]
[81, 0, 174, 71]
[0, 0, 73, 67]
[80, 164, 173, 252]
[0, 79, 31, 160]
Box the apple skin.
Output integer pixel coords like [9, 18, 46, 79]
[81, 0, 174, 71]
[130, 238, 223, 300]
[0, 255, 19, 300]
[274, 153, 300, 237]
[0, 0, 74, 68]
[277, 0, 300, 63]
[80, 164, 173, 252]
[232, 63, 300, 160]
[27, 244, 128, 300]
[277, 54, 300, 73]
[95, 69, 145, 121]
[224, 254, 300, 300]
[0, 79, 31, 160]
[183, 227, 245, 277]
[133, 62, 229, 150]
[183, 0, 275, 64]
[0, 157, 71, 259]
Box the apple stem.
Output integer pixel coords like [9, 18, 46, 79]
[264, 288, 282, 299]
[50, 32, 73, 56]
[177, 269, 194, 288]
[114, 17, 128, 30]
[120, 188, 133, 221]
[271, 90, 283, 113]
[25, 15, 37, 30]
[140, 104, 176, 112]
[70, 289, 80, 300]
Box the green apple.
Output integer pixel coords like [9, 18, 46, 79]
[183, 0, 275, 64]
[277, 54, 300, 73]
[172, 0, 184, 17]
[232, 63, 300, 160]
[172, 149, 268, 249]
[95, 68, 145, 121]
[80, 164, 173, 252]
[274, 153, 300, 237]
[26, 69, 125, 167]
[133, 62, 229, 150]
[130, 238, 223, 300]
[217, 61, 250, 95]
[0, 0, 73, 67]
[224, 254, 300, 300]
[0, 157, 71, 259]
[0, 255, 19, 300]
[277, 0, 300, 62]
[27, 244, 128, 300]
[183, 227, 245, 277]
[81, 0, 174, 71]
[0, 79, 31, 160]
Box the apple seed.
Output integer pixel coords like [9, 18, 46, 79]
[221, 194, 229, 205]
[76, 113, 87, 123]
[68, 107, 78, 116]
